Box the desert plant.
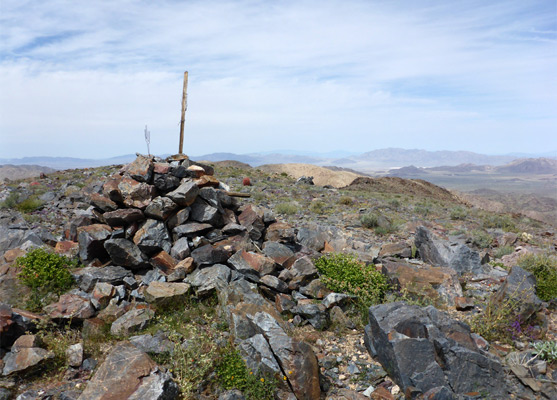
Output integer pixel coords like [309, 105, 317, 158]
[16, 248, 76, 310]
[533, 341, 557, 363]
[469, 230, 493, 249]
[275, 202, 298, 215]
[216, 348, 276, 400]
[310, 200, 327, 214]
[315, 253, 390, 315]
[360, 213, 378, 229]
[0, 191, 19, 209]
[482, 213, 516, 232]
[16, 196, 43, 213]
[450, 206, 467, 220]
[338, 196, 353, 206]
[469, 293, 520, 343]
[494, 245, 515, 259]
[518, 253, 557, 301]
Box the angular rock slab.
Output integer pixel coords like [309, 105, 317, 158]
[186, 264, 231, 297]
[133, 219, 171, 255]
[77, 341, 179, 400]
[144, 282, 190, 305]
[2, 347, 53, 376]
[492, 265, 542, 321]
[414, 227, 484, 276]
[365, 302, 506, 398]
[104, 239, 148, 270]
[77, 224, 112, 262]
[166, 180, 199, 207]
[228, 250, 277, 277]
[111, 308, 155, 336]
[44, 294, 95, 320]
[118, 177, 156, 209]
[73, 265, 134, 292]
[251, 311, 321, 400]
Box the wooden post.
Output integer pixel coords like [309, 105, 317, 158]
[178, 71, 188, 154]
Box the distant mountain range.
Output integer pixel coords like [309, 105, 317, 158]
[1, 148, 555, 171]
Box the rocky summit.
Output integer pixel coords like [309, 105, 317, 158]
[0, 154, 556, 399]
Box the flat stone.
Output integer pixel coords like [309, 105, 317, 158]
[44, 294, 95, 320]
[175, 257, 195, 274]
[92, 282, 116, 309]
[104, 239, 148, 269]
[90, 193, 118, 212]
[111, 308, 155, 336]
[103, 209, 145, 227]
[190, 199, 223, 227]
[144, 196, 178, 221]
[166, 180, 199, 207]
[73, 265, 134, 292]
[144, 282, 190, 305]
[172, 222, 212, 238]
[2, 347, 53, 376]
[260, 275, 289, 293]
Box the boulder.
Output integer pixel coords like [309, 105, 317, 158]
[170, 237, 190, 260]
[118, 177, 156, 209]
[103, 208, 145, 227]
[144, 282, 190, 305]
[297, 225, 330, 252]
[104, 239, 149, 269]
[44, 294, 95, 320]
[133, 220, 171, 255]
[265, 222, 296, 243]
[166, 180, 199, 207]
[111, 308, 155, 336]
[365, 302, 506, 398]
[73, 265, 134, 292]
[129, 333, 174, 355]
[102, 175, 124, 203]
[149, 251, 177, 274]
[77, 341, 178, 400]
[238, 333, 282, 377]
[190, 199, 223, 227]
[77, 224, 112, 263]
[238, 205, 265, 241]
[378, 242, 412, 259]
[2, 346, 53, 376]
[90, 193, 118, 212]
[251, 311, 320, 400]
[381, 259, 463, 306]
[126, 154, 154, 183]
[172, 222, 212, 238]
[66, 343, 83, 367]
[92, 282, 116, 309]
[153, 173, 180, 193]
[262, 242, 295, 266]
[492, 266, 542, 321]
[166, 208, 191, 231]
[191, 244, 232, 266]
[228, 250, 277, 278]
[144, 197, 178, 221]
[414, 227, 484, 276]
[186, 264, 231, 297]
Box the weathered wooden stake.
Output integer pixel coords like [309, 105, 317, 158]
[178, 71, 188, 154]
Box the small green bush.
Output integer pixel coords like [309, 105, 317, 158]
[533, 341, 557, 363]
[360, 213, 378, 229]
[275, 202, 298, 215]
[0, 191, 19, 209]
[17, 196, 43, 213]
[518, 253, 557, 302]
[216, 348, 276, 400]
[338, 196, 353, 206]
[482, 213, 516, 232]
[469, 230, 493, 249]
[494, 245, 514, 259]
[374, 223, 398, 236]
[315, 253, 390, 313]
[16, 248, 75, 294]
[389, 199, 400, 210]
[450, 206, 467, 220]
[310, 200, 327, 214]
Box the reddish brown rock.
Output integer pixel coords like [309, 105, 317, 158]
[454, 296, 475, 311]
[153, 162, 170, 174]
[176, 257, 195, 274]
[238, 205, 265, 241]
[144, 282, 190, 305]
[126, 154, 154, 183]
[265, 222, 296, 243]
[228, 250, 277, 277]
[102, 175, 124, 203]
[195, 174, 219, 188]
[187, 165, 206, 178]
[90, 193, 118, 212]
[150, 250, 177, 274]
[44, 294, 95, 320]
[2, 248, 25, 263]
[12, 334, 42, 350]
[370, 386, 395, 400]
[92, 282, 116, 309]
[378, 242, 412, 259]
[118, 177, 156, 209]
[381, 259, 463, 306]
[103, 208, 145, 226]
[54, 241, 79, 256]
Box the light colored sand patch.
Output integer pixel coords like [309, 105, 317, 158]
[257, 163, 362, 188]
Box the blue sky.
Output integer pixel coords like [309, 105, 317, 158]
[0, 0, 555, 159]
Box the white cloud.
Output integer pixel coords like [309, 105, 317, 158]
[0, 0, 555, 158]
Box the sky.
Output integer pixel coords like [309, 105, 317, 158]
[0, 0, 556, 159]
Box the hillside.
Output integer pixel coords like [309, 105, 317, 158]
[0, 157, 555, 399]
[0, 164, 56, 181]
[257, 163, 362, 187]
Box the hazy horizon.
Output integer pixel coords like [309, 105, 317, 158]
[1, 1, 555, 159]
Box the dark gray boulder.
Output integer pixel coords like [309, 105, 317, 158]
[133, 219, 171, 255]
[104, 239, 149, 270]
[365, 302, 506, 398]
[492, 265, 542, 321]
[73, 265, 134, 291]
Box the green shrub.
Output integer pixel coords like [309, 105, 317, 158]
[16, 248, 75, 294]
[518, 253, 557, 301]
[360, 213, 378, 228]
[216, 348, 276, 400]
[389, 199, 400, 210]
[533, 341, 557, 363]
[275, 202, 298, 215]
[482, 213, 516, 232]
[494, 245, 514, 259]
[310, 200, 327, 214]
[450, 206, 467, 220]
[315, 253, 390, 314]
[0, 191, 19, 209]
[469, 230, 493, 249]
[374, 223, 398, 236]
[338, 196, 353, 206]
[16, 196, 43, 213]
[469, 292, 520, 343]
